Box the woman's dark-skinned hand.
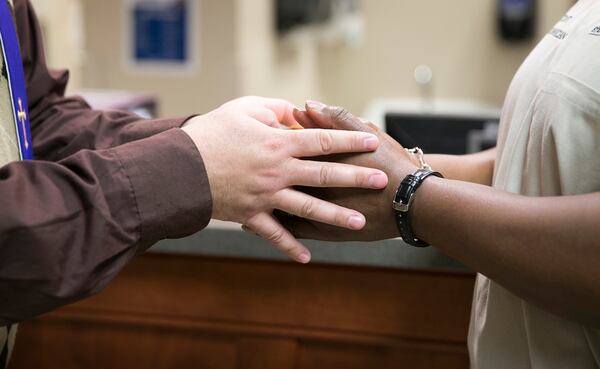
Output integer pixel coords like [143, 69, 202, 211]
[280, 102, 600, 327]
[279, 100, 421, 241]
[273, 101, 600, 327]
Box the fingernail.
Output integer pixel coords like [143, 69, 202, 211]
[363, 135, 379, 150]
[368, 172, 388, 188]
[348, 214, 365, 230]
[298, 252, 311, 264]
[305, 100, 326, 113]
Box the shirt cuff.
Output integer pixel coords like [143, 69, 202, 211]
[112, 128, 212, 251]
[123, 115, 197, 142]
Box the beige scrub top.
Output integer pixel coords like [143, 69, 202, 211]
[468, 1, 600, 368]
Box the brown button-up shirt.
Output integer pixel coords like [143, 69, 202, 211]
[0, 0, 213, 327]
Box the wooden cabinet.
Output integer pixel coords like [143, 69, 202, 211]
[10, 253, 475, 369]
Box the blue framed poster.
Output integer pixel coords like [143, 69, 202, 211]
[127, 0, 198, 71]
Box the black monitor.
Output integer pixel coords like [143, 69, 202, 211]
[385, 113, 499, 155]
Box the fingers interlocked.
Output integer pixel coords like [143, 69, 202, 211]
[227, 98, 389, 264]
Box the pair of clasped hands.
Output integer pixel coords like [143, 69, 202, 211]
[182, 97, 420, 263]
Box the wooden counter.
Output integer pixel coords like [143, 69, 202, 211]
[10, 252, 475, 369]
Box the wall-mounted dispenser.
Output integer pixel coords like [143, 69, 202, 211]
[498, 0, 536, 41]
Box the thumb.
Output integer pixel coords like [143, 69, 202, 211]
[304, 100, 368, 132]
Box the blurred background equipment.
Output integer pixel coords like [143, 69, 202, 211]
[363, 98, 500, 155]
[276, 0, 332, 33]
[386, 111, 499, 155]
[498, 0, 537, 41]
[414, 64, 434, 106]
[276, 0, 361, 34]
[74, 89, 159, 119]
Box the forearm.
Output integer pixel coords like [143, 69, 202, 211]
[288, 102, 599, 324]
[412, 177, 600, 326]
[424, 147, 496, 186]
[0, 129, 211, 324]
[30, 94, 191, 161]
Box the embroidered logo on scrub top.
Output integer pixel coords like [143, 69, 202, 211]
[589, 26, 600, 36]
[549, 28, 567, 40]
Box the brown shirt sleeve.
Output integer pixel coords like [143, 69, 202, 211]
[0, 0, 213, 325]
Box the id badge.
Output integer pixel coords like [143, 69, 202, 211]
[0, 1, 33, 166]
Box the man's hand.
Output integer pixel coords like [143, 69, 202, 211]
[181, 97, 388, 262]
[282, 101, 420, 241]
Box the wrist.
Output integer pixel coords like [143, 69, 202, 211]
[391, 168, 443, 246]
[409, 174, 444, 243]
[180, 115, 211, 157]
[384, 165, 420, 237]
[181, 114, 204, 128]
[386, 165, 417, 206]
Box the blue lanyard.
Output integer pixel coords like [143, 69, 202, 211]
[0, 1, 33, 160]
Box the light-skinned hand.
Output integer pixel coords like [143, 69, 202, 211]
[181, 97, 389, 262]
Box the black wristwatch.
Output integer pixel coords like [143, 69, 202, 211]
[392, 169, 443, 247]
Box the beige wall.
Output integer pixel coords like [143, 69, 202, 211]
[315, 0, 574, 114]
[67, 0, 574, 117]
[30, 0, 85, 90]
[235, 0, 324, 106]
[81, 0, 238, 117]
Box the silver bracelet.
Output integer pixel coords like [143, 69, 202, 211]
[405, 147, 432, 170]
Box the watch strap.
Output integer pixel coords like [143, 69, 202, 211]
[393, 169, 443, 247]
